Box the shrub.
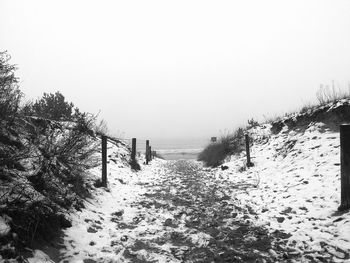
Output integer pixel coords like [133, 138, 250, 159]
[198, 129, 245, 167]
[30, 116, 99, 201]
[198, 142, 228, 167]
[31, 91, 75, 120]
[0, 51, 22, 122]
[19, 99, 34, 116]
[0, 114, 99, 252]
[0, 51, 103, 258]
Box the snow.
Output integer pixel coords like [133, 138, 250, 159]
[25, 120, 350, 262]
[27, 250, 54, 263]
[215, 122, 350, 260]
[0, 216, 10, 237]
[58, 142, 171, 262]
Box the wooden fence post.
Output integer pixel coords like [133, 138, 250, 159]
[146, 140, 150, 164]
[149, 146, 152, 161]
[245, 133, 253, 167]
[101, 135, 107, 187]
[339, 124, 350, 211]
[131, 138, 136, 161]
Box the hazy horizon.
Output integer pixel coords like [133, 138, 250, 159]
[1, 0, 350, 140]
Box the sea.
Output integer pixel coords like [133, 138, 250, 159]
[136, 138, 209, 160]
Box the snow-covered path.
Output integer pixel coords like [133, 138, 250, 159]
[26, 112, 350, 263]
[31, 123, 350, 263]
[29, 121, 350, 263]
[57, 159, 297, 263]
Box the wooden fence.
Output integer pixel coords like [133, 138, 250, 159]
[101, 136, 156, 187]
[101, 128, 350, 212]
[339, 124, 350, 211]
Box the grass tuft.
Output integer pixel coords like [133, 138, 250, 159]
[198, 129, 245, 167]
[316, 83, 350, 105]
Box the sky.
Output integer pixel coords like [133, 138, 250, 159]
[1, 0, 350, 140]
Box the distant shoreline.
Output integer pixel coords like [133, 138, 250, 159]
[158, 149, 201, 160]
[138, 138, 207, 160]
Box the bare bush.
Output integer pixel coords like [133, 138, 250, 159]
[0, 177, 65, 252]
[28, 116, 99, 202]
[0, 114, 99, 251]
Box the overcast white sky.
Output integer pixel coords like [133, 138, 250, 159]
[1, 0, 350, 140]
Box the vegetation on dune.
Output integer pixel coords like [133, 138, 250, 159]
[21, 90, 89, 123]
[316, 82, 350, 105]
[0, 51, 112, 260]
[198, 130, 246, 167]
[0, 51, 22, 122]
[199, 83, 350, 167]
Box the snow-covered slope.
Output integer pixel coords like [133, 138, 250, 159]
[214, 121, 350, 261]
[24, 102, 350, 262]
[22, 136, 136, 262]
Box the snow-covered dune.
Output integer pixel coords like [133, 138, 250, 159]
[215, 121, 350, 260]
[25, 102, 350, 262]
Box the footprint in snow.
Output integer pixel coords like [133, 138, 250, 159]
[82, 259, 97, 263]
[110, 210, 124, 223]
[87, 224, 102, 233]
[299, 206, 308, 212]
[281, 207, 293, 214]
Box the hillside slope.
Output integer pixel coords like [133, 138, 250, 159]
[27, 148, 295, 262]
[0, 116, 134, 261]
[28, 115, 350, 262]
[26, 138, 157, 262]
[212, 105, 350, 261]
[14, 101, 350, 262]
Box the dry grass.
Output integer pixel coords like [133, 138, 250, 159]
[316, 83, 350, 105]
[263, 83, 350, 125]
[198, 82, 350, 167]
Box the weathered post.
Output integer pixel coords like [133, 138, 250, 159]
[146, 140, 150, 164]
[245, 133, 252, 167]
[149, 146, 152, 161]
[101, 135, 107, 187]
[131, 138, 136, 161]
[339, 124, 350, 211]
